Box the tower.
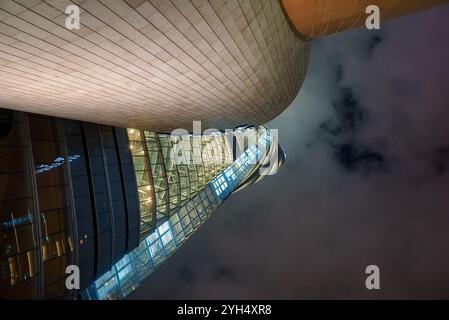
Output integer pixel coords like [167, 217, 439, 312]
[0, 109, 282, 299]
[0, 0, 447, 300]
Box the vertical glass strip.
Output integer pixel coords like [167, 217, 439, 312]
[28, 114, 76, 299]
[127, 129, 155, 240]
[143, 132, 169, 220]
[0, 110, 39, 299]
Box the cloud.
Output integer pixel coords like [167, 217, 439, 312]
[332, 143, 385, 172]
[130, 4, 449, 300]
[366, 35, 383, 57]
[317, 70, 387, 172]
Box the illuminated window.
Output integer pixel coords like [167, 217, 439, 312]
[90, 126, 273, 300]
[127, 129, 155, 239]
[224, 167, 237, 181]
[212, 174, 229, 197]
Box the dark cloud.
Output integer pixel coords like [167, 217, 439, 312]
[366, 35, 383, 57]
[318, 67, 386, 171]
[332, 143, 385, 172]
[320, 86, 365, 136]
[130, 4, 449, 300]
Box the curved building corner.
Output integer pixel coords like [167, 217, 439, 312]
[0, 0, 309, 132]
[280, 0, 449, 39]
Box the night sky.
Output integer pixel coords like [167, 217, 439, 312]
[130, 4, 449, 299]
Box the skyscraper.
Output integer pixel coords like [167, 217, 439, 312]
[1, 0, 447, 300]
[0, 108, 282, 299]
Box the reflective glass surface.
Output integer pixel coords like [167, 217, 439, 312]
[91, 128, 271, 299]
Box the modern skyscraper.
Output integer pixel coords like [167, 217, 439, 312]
[0, 108, 282, 299]
[1, 0, 447, 300]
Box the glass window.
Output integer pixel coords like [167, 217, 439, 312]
[88, 126, 273, 300]
[127, 129, 155, 239]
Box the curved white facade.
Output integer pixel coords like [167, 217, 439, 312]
[0, 0, 309, 132]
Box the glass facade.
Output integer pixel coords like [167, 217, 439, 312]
[1, 110, 143, 299]
[28, 114, 77, 299]
[0, 110, 39, 299]
[63, 120, 95, 289]
[127, 130, 235, 242]
[0, 107, 280, 300]
[88, 129, 272, 300]
[144, 132, 168, 222]
[150, 132, 233, 213]
[127, 129, 156, 240]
